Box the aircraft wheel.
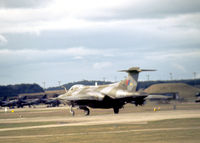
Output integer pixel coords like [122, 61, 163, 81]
[84, 108, 90, 116]
[70, 109, 75, 116]
[71, 110, 75, 116]
[70, 106, 75, 116]
[113, 107, 119, 114]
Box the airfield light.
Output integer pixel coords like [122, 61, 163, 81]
[42, 81, 46, 90]
[193, 72, 196, 87]
[169, 73, 173, 80]
[114, 76, 117, 82]
[58, 81, 61, 86]
[146, 74, 150, 81]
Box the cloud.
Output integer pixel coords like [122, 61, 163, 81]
[172, 63, 186, 72]
[0, 0, 200, 86]
[73, 56, 83, 60]
[0, 34, 7, 45]
[93, 62, 112, 69]
[0, 47, 108, 66]
[64, 47, 100, 56]
[0, 0, 200, 35]
[109, 0, 200, 20]
[144, 49, 200, 61]
[0, 47, 99, 57]
[196, 73, 200, 78]
[1, 46, 199, 66]
[0, 0, 51, 8]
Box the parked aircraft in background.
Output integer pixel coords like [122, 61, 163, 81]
[0, 95, 60, 108]
[0, 96, 27, 108]
[195, 92, 200, 103]
[146, 93, 178, 104]
[0, 96, 8, 107]
[20, 95, 47, 107]
[41, 95, 61, 107]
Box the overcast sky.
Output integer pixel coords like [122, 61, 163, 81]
[0, 0, 200, 87]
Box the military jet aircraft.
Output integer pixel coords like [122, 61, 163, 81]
[0, 96, 27, 108]
[20, 95, 48, 108]
[58, 67, 155, 116]
[38, 94, 61, 107]
[42, 97, 61, 107]
[0, 96, 8, 107]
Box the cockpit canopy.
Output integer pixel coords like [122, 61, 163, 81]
[69, 84, 84, 91]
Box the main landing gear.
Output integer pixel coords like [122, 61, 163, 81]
[69, 106, 90, 116]
[70, 105, 75, 116]
[113, 107, 119, 114]
[80, 106, 90, 116]
[70, 106, 120, 116]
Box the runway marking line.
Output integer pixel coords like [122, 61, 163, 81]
[0, 121, 147, 132]
[0, 126, 200, 139]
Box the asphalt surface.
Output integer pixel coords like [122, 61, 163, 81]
[1, 109, 200, 131]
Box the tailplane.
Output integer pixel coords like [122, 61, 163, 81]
[119, 67, 155, 92]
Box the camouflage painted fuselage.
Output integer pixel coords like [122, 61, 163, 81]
[58, 80, 147, 109]
[58, 67, 154, 115]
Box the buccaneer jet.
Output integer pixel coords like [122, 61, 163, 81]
[58, 67, 155, 116]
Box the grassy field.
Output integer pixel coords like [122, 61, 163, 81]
[0, 103, 200, 143]
[0, 118, 200, 143]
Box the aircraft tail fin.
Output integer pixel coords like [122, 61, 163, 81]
[119, 67, 156, 92]
[42, 94, 47, 99]
[20, 96, 27, 100]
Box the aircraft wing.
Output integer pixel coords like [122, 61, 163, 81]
[103, 90, 148, 99]
[59, 91, 105, 101]
[103, 91, 148, 106]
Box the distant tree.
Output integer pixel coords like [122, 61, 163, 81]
[47, 80, 113, 91]
[0, 83, 44, 99]
[46, 79, 200, 91]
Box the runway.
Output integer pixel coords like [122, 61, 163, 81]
[1, 109, 200, 131]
